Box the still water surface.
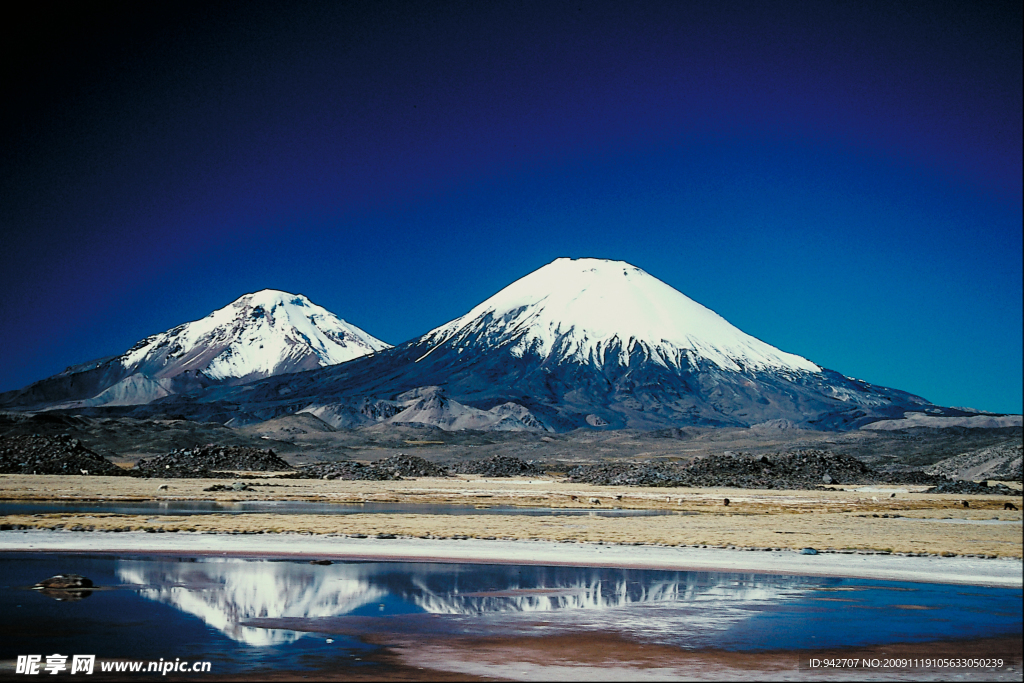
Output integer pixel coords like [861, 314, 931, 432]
[1, 554, 1020, 674]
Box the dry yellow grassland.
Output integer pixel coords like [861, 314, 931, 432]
[1, 474, 1020, 557]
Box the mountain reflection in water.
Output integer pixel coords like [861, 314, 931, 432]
[3, 553, 1019, 672]
[117, 560, 387, 646]
[116, 559, 812, 647]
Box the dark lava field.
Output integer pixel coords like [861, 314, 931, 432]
[1, 411, 1019, 488]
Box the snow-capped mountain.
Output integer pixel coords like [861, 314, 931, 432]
[0, 290, 389, 409]
[416, 258, 821, 374]
[118, 289, 389, 384]
[162, 258, 940, 430]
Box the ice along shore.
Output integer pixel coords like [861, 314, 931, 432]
[1, 529, 1020, 588]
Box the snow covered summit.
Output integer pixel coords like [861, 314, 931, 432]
[0, 290, 389, 409]
[120, 289, 390, 385]
[419, 257, 820, 374]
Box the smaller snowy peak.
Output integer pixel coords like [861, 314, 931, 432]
[118, 289, 391, 385]
[419, 258, 820, 374]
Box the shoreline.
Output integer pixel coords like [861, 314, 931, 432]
[1, 473, 1021, 565]
[2, 529, 1021, 587]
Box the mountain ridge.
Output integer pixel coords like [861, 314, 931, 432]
[130, 258, 953, 431]
[3, 259, 984, 431]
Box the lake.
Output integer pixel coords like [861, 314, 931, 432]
[1, 552, 1020, 677]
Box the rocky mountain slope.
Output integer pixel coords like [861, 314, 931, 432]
[925, 441, 1023, 481]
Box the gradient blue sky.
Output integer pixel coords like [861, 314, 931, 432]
[1, 1, 1021, 413]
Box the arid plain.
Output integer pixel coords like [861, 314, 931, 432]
[1, 413, 1021, 559]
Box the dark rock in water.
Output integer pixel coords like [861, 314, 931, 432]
[309, 560, 333, 565]
[34, 574, 93, 590]
[800, 548, 818, 555]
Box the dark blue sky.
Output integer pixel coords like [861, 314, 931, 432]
[2, 1, 1021, 413]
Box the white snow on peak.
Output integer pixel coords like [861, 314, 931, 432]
[119, 289, 390, 382]
[420, 258, 821, 374]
